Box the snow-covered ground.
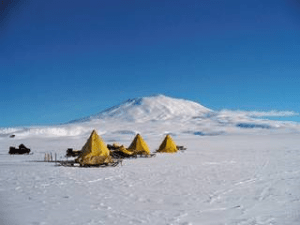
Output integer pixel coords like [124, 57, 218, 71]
[1, 133, 300, 225]
[1, 95, 300, 225]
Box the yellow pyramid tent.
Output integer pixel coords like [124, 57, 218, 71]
[156, 134, 178, 153]
[127, 134, 151, 155]
[76, 130, 112, 165]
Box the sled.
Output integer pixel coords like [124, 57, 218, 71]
[110, 150, 156, 159]
[177, 145, 187, 151]
[138, 153, 156, 158]
[56, 159, 123, 168]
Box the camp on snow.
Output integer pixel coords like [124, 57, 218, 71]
[58, 130, 183, 167]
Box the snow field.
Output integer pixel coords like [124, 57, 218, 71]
[1, 133, 300, 225]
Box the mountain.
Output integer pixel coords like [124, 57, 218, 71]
[1, 95, 298, 138]
[69, 95, 212, 123]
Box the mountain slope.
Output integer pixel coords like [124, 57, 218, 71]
[1, 95, 298, 138]
[69, 95, 212, 123]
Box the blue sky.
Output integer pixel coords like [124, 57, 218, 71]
[1, 0, 300, 127]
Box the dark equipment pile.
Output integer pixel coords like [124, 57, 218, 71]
[9, 144, 31, 154]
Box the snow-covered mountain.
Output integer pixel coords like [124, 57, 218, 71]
[69, 94, 212, 123]
[0, 95, 299, 138]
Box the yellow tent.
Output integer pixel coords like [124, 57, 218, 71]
[76, 130, 112, 165]
[127, 134, 151, 155]
[156, 134, 178, 153]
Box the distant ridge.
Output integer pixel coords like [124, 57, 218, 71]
[69, 95, 212, 123]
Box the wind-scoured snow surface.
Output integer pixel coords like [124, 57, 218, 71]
[1, 95, 300, 225]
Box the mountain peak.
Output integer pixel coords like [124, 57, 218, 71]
[69, 95, 211, 123]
